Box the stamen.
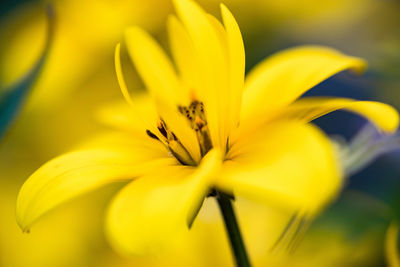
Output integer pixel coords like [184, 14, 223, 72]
[169, 140, 196, 166]
[146, 130, 160, 140]
[179, 101, 213, 156]
[146, 119, 196, 166]
[146, 101, 213, 165]
[157, 120, 169, 139]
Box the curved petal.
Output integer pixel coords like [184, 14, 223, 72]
[125, 26, 185, 105]
[173, 0, 229, 150]
[279, 97, 399, 133]
[241, 46, 367, 122]
[220, 122, 341, 216]
[106, 149, 222, 254]
[114, 45, 169, 144]
[125, 28, 201, 162]
[16, 141, 176, 232]
[96, 95, 158, 134]
[167, 15, 200, 92]
[221, 3, 245, 133]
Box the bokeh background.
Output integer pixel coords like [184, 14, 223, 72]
[0, 0, 399, 266]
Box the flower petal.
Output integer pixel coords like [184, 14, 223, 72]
[173, 0, 229, 150]
[106, 149, 222, 254]
[241, 46, 366, 122]
[97, 95, 158, 135]
[124, 27, 201, 162]
[221, 3, 245, 133]
[16, 142, 176, 232]
[280, 97, 399, 133]
[221, 122, 341, 216]
[125, 26, 186, 105]
[167, 15, 200, 92]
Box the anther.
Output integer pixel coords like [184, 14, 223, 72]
[179, 100, 213, 157]
[146, 130, 160, 140]
[194, 116, 205, 129]
[157, 120, 168, 138]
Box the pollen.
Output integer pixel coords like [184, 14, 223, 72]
[179, 100, 213, 157]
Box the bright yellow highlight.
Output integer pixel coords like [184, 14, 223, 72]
[16, 0, 399, 255]
[386, 222, 400, 267]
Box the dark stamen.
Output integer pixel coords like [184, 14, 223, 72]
[146, 130, 160, 140]
[157, 122, 168, 138]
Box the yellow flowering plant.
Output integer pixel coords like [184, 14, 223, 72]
[16, 0, 399, 265]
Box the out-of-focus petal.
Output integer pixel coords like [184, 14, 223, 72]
[167, 15, 200, 93]
[106, 149, 222, 254]
[16, 142, 176, 232]
[125, 26, 185, 105]
[280, 97, 399, 133]
[96, 95, 158, 134]
[241, 46, 366, 123]
[220, 122, 341, 216]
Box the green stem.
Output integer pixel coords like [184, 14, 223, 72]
[216, 191, 251, 267]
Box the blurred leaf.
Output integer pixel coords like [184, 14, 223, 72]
[0, 5, 54, 141]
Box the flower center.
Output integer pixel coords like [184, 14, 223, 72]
[146, 100, 213, 166]
[178, 100, 213, 157]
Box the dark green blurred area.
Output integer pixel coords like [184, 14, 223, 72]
[0, 0, 36, 16]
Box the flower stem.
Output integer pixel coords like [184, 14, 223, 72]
[216, 191, 251, 267]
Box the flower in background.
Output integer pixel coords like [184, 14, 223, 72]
[16, 0, 398, 260]
[0, 5, 54, 140]
[385, 222, 400, 267]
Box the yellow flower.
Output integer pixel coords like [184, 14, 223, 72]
[16, 0, 398, 256]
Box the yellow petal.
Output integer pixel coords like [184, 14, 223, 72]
[114, 43, 134, 107]
[106, 149, 222, 254]
[125, 27, 201, 162]
[173, 0, 229, 151]
[114, 44, 169, 143]
[221, 3, 245, 133]
[125, 26, 186, 105]
[96, 95, 158, 134]
[76, 131, 166, 153]
[241, 46, 367, 122]
[206, 14, 230, 147]
[280, 97, 399, 133]
[385, 222, 400, 267]
[220, 122, 341, 216]
[16, 146, 176, 232]
[167, 15, 200, 92]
